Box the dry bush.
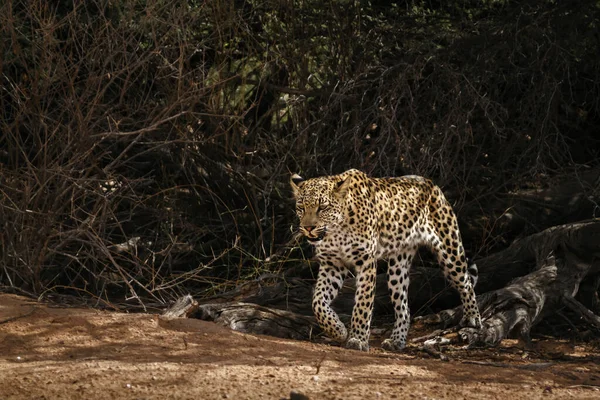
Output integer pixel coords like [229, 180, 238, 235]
[0, 0, 598, 306]
[0, 0, 278, 306]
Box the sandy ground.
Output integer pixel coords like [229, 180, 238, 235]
[1, 293, 599, 399]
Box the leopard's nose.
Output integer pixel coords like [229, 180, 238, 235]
[304, 226, 316, 232]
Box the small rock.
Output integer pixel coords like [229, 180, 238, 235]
[290, 390, 310, 400]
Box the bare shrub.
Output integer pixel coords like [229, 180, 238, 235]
[0, 0, 598, 306]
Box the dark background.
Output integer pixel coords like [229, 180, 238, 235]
[1, 0, 598, 307]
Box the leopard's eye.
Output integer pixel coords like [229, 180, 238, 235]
[317, 202, 330, 212]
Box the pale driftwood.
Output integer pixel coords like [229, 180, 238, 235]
[196, 302, 321, 340]
[161, 294, 199, 319]
[424, 220, 600, 346]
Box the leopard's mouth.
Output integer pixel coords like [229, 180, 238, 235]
[306, 235, 324, 243]
[301, 227, 327, 243]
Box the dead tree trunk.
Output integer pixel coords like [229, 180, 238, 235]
[425, 220, 600, 345]
[194, 302, 321, 340]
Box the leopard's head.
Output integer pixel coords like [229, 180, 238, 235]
[290, 173, 351, 244]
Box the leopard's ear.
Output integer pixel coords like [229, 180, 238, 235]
[333, 177, 351, 200]
[290, 173, 304, 198]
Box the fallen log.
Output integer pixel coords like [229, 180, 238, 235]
[425, 220, 600, 346]
[161, 294, 199, 319]
[195, 302, 321, 340]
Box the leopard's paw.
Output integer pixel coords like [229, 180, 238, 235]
[460, 314, 482, 330]
[345, 337, 369, 352]
[381, 338, 406, 352]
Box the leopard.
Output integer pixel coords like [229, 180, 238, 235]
[290, 169, 481, 352]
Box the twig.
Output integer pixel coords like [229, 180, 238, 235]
[418, 345, 449, 361]
[410, 327, 457, 343]
[315, 352, 327, 374]
[0, 307, 36, 325]
[563, 295, 600, 330]
[461, 360, 554, 371]
[567, 384, 600, 390]
[92, 112, 189, 138]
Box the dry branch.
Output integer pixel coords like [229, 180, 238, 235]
[428, 220, 600, 346]
[162, 295, 199, 319]
[196, 302, 321, 341]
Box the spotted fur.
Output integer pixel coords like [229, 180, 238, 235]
[291, 169, 481, 351]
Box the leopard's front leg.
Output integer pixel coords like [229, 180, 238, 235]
[312, 261, 348, 343]
[346, 260, 377, 352]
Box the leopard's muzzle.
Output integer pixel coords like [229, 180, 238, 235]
[300, 226, 327, 243]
